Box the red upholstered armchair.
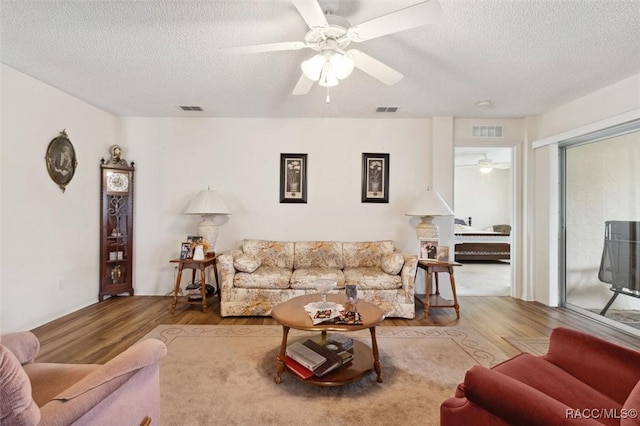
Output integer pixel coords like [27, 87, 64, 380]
[440, 327, 640, 425]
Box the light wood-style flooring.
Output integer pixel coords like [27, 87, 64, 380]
[29, 295, 640, 365]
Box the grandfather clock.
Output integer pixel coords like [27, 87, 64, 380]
[99, 145, 135, 301]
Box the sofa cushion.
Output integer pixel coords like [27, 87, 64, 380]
[0, 345, 41, 425]
[233, 253, 261, 273]
[290, 268, 346, 289]
[293, 241, 343, 269]
[343, 267, 402, 289]
[380, 252, 404, 275]
[242, 240, 294, 269]
[234, 267, 292, 289]
[343, 241, 395, 268]
[492, 352, 621, 423]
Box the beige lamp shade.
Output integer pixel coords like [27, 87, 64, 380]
[405, 190, 454, 239]
[184, 189, 231, 252]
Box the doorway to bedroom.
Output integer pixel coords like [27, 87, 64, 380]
[454, 147, 513, 296]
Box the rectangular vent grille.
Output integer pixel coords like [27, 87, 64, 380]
[472, 125, 503, 137]
[178, 105, 204, 111]
[376, 106, 399, 113]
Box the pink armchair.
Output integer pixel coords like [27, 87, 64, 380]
[1, 331, 166, 425]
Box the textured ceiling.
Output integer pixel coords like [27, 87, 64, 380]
[2, 0, 640, 119]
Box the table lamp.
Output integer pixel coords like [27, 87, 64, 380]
[405, 190, 454, 239]
[184, 187, 231, 253]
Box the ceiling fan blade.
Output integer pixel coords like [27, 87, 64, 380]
[291, 0, 328, 29]
[349, 50, 403, 86]
[220, 41, 306, 55]
[292, 74, 314, 95]
[347, 0, 442, 42]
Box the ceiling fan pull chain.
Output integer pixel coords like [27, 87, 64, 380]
[326, 86, 331, 104]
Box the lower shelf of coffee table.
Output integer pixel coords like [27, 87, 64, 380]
[285, 338, 374, 386]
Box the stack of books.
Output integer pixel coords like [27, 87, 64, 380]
[185, 281, 202, 301]
[284, 335, 355, 379]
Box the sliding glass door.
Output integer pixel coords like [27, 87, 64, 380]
[561, 124, 640, 332]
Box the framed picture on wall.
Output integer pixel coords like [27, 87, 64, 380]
[361, 153, 389, 203]
[45, 129, 78, 193]
[280, 153, 307, 203]
[418, 238, 439, 261]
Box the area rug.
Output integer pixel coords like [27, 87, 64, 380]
[503, 336, 549, 356]
[141, 325, 508, 426]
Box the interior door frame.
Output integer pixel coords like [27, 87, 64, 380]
[454, 140, 523, 298]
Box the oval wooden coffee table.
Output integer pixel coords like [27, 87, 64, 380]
[271, 293, 385, 386]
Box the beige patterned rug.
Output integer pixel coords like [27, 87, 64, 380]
[141, 325, 508, 426]
[503, 336, 550, 356]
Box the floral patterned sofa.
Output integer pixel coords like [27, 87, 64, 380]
[217, 240, 418, 318]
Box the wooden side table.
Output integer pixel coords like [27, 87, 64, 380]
[415, 260, 461, 319]
[169, 253, 217, 313]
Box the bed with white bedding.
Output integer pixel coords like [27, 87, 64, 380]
[454, 222, 511, 261]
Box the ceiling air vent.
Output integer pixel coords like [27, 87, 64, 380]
[376, 106, 399, 113]
[178, 105, 204, 111]
[472, 125, 503, 137]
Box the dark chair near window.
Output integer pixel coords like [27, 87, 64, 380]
[598, 220, 640, 315]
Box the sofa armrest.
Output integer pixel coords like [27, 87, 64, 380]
[38, 338, 167, 426]
[458, 365, 602, 426]
[1, 332, 40, 365]
[217, 250, 242, 292]
[543, 327, 640, 404]
[397, 250, 417, 298]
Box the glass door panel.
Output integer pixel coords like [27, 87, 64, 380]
[562, 129, 640, 331]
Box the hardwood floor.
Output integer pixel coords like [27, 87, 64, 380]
[30, 295, 640, 364]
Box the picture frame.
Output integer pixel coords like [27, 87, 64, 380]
[45, 129, 78, 193]
[418, 238, 439, 261]
[280, 153, 307, 203]
[437, 246, 450, 262]
[180, 242, 191, 259]
[361, 153, 389, 203]
[185, 235, 202, 259]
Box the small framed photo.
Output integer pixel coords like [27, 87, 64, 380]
[361, 153, 389, 203]
[437, 246, 450, 262]
[419, 238, 439, 261]
[280, 153, 307, 203]
[180, 242, 191, 259]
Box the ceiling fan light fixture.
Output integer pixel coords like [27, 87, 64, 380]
[330, 52, 354, 79]
[478, 159, 493, 174]
[318, 63, 339, 87]
[301, 53, 326, 81]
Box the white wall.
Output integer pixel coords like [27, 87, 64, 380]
[1, 65, 117, 331]
[4, 63, 639, 331]
[1, 66, 437, 331]
[535, 73, 640, 140]
[120, 117, 432, 296]
[454, 167, 510, 230]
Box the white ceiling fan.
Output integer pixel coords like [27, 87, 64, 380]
[456, 154, 511, 174]
[220, 0, 442, 96]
